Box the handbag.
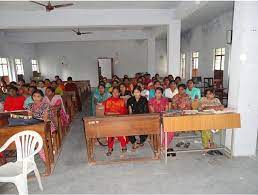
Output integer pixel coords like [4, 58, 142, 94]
[8, 114, 43, 126]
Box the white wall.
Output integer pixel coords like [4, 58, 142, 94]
[36, 40, 148, 86]
[0, 41, 36, 82]
[181, 10, 233, 85]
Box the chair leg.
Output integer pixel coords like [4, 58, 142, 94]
[34, 167, 43, 191]
[15, 176, 28, 195]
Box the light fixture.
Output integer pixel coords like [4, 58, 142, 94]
[226, 30, 232, 44]
[240, 53, 247, 63]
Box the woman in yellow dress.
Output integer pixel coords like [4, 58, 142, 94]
[199, 88, 224, 154]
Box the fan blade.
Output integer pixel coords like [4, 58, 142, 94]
[72, 29, 77, 33]
[30, 1, 47, 7]
[54, 3, 74, 8]
[81, 32, 93, 35]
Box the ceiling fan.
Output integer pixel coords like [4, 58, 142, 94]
[30, 1, 74, 12]
[73, 28, 93, 36]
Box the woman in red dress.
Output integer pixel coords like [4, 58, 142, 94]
[4, 86, 26, 111]
[104, 87, 128, 156]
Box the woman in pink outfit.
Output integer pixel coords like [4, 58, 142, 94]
[148, 87, 175, 157]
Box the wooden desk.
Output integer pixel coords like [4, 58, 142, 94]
[83, 114, 161, 165]
[162, 112, 241, 163]
[0, 122, 53, 176]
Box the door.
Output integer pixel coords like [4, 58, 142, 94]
[97, 58, 113, 79]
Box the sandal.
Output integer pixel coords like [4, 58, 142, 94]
[106, 148, 113, 156]
[167, 148, 176, 157]
[176, 142, 184, 148]
[184, 142, 190, 148]
[214, 150, 223, 155]
[207, 150, 215, 155]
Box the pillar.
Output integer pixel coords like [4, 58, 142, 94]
[167, 20, 181, 77]
[147, 35, 156, 76]
[227, 2, 258, 156]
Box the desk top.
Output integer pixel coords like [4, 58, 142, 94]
[163, 112, 241, 132]
[84, 113, 160, 138]
[83, 113, 160, 120]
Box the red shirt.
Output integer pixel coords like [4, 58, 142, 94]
[104, 97, 127, 115]
[4, 96, 26, 111]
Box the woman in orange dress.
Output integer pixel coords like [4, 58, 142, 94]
[104, 87, 128, 156]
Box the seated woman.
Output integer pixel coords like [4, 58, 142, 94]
[64, 77, 82, 111]
[127, 86, 149, 149]
[27, 89, 55, 132]
[56, 79, 64, 96]
[137, 82, 150, 100]
[24, 86, 37, 109]
[108, 80, 119, 93]
[171, 84, 192, 110]
[148, 87, 175, 156]
[186, 79, 201, 101]
[119, 83, 131, 100]
[163, 80, 178, 101]
[163, 77, 170, 89]
[149, 87, 169, 113]
[104, 87, 127, 156]
[199, 88, 224, 154]
[44, 79, 51, 87]
[45, 87, 69, 127]
[123, 77, 133, 91]
[37, 80, 46, 95]
[4, 86, 26, 111]
[0, 87, 7, 112]
[51, 81, 57, 89]
[149, 80, 161, 99]
[102, 77, 112, 91]
[92, 84, 111, 115]
[27, 89, 56, 161]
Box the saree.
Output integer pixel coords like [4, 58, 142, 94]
[44, 95, 69, 127]
[28, 101, 56, 161]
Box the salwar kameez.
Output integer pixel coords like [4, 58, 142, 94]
[200, 97, 222, 148]
[104, 97, 127, 149]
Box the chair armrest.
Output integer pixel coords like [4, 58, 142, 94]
[0, 138, 14, 153]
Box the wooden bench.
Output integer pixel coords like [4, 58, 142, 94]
[83, 113, 161, 165]
[62, 93, 75, 123]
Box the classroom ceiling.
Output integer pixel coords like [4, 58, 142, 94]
[0, 1, 181, 11]
[0, 1, 234, 40]
[182, 1, 234, 31]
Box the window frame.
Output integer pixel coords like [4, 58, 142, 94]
[14, 58, 25, 75]
[0, 57, 10, 77]
[213, 48, 225, 71]
[31, 59, 39, 72]
[192, 51, 199, 70]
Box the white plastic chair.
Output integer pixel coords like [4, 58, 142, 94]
[0, 130, 44, 195]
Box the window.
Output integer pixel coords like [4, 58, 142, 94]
[192, 51, 199, 70]
[31, 59, 39, 72]
[0, 57, 9, 76]
[213, 48, 225, 70]
[15, 58, 24, 75]
[180, 53, 186, 79]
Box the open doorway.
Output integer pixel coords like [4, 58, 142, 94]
[97, 58, 113, 82]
